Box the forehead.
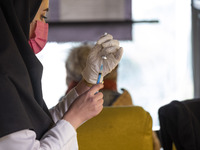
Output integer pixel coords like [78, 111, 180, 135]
[39, 0, 49, 10]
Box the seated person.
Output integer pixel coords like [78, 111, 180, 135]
[65, 44, 132, 106]
[64, 44, 161, 150]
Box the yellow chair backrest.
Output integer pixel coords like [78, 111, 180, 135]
[77, 106, 153, 150]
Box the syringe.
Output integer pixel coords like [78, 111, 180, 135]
[96, 32, 108, 84]
[96, 55, 107, 84]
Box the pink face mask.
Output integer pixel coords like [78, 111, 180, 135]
[28, 21, 48, 54]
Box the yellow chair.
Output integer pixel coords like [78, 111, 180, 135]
[77, 106, 153, 150]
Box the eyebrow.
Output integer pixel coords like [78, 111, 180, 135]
[43, 8, 49, 12]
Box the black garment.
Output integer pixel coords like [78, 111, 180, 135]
[158, 99, 200, 150]
[0, 0, 54, 139]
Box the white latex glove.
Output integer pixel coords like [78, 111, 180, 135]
[82, 33, 123, 84]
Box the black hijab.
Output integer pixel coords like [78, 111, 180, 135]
[0, 0, 54, 139]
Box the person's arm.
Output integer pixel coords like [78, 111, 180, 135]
[49, 88, 79, 123]
[0, 120, 78, 150]
[49, 79, 92, 123]
[63, 83, 104, 129]
[50, 82, 103, 130]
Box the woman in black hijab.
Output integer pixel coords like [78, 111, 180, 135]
[0, 0, 123, 149]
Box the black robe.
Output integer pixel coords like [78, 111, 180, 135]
[0, 0, 54, 139]
[159, 99, 200, 150]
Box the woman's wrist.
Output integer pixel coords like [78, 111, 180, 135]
[83, 79, 94, 87]
[63, 111, 82, 130]
[75, 79, 93, 95]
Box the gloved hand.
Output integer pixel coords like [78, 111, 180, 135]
[82, 33, 123, 84]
